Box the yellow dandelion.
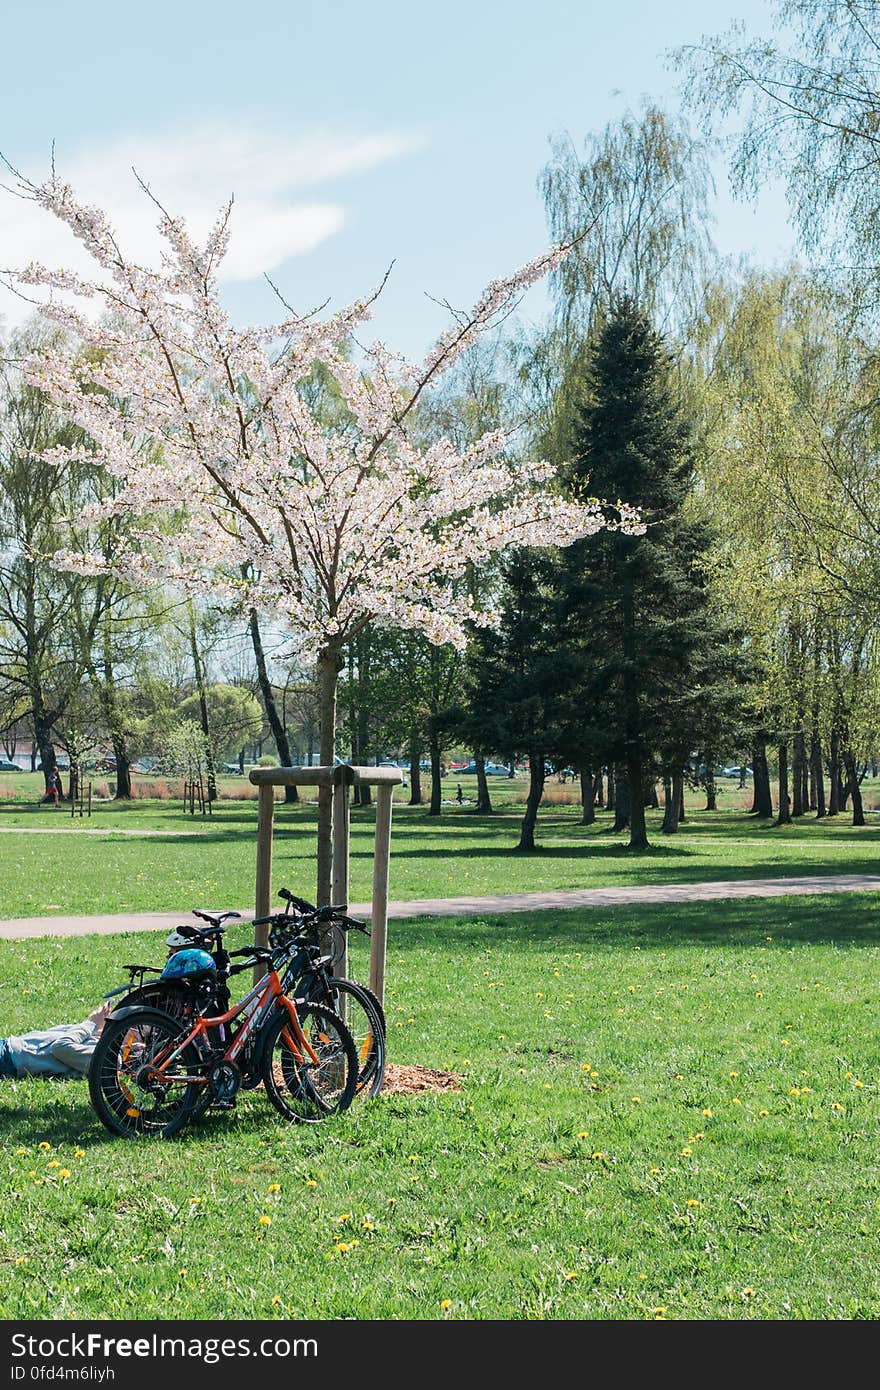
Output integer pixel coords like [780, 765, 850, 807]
[729, 1071, 739, 1078]
[271, 1296, 283, 1307]
[268, 1183, 280, 1193]
[305, 1179, 318, 1188]
[335, 1242, 350, 1254]
[361, 1219, 374, 1230]
[731, 1097, 742, 1105]
[337, 1213, 351, 1223]
[411, 1174, 421, 1182]
[543, 1083, 552, 1090]
[702, 1108, 712, 1118]
[680, 1147, 692, 1157]
[58, 1169, 70, 1179]
[577, 1131, 589, 1139]
[15, 1257, 27, 1266]
[686, 1198, 701, 1208]
[14, 1148, 28, 1156]
[581, 1064, 591, 1072]
[653, 1307, 667, 1319]
[564, 1271, 579, 1281]
[440, 1299, 452, 1310]
[38, 1142, 51, 1151]
[759, 1109, 769, 1117]
[259, 1215, 272, 1227]
[754, 991, 764, 998]
[789, 1088, 801, 1096]
[854, 1079, 864, 1089]
[780, 1039, 790, 1047]
[649, 1166, 660, 1176]
[74, 1149, 86, 1159]
[178, 1269, 187, 1278]
[631, 1096, 642, 1104]
[742, 1287, 755, 1298]
[48, 1160, 59, 1169]
[462, 1059, 471, 1066]
[831, 1102, 845, 1113]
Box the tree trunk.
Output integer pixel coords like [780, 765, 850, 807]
[188, 602, 217, 802]
[810, 727, 826, 819]
[828, 729, 841, 816]
[843, 746, 866, 826]
[474, 751, 492, 814]
[605, 765, 614, 812]
[248, 608, 298, 804]
[752, 742, 773, 818]
[792, 731, 807, 817]
[612, 761, 629, 830]
[428, 736, 443, 816]
[579, 769, 595, 825]
[316, 646, 343, 905]
[678, 778, 686, 823]
[662, 771, 683, 833]
[704, 772, 717, 812]
[776, 743, 792, 825]
[517, 750, 545, 851]
[627, 753, 649, 849]
[408, 731, 422, 806]
[594, 770, 604, 809]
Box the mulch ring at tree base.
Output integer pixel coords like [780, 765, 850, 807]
[379, 1063, 463, 1095]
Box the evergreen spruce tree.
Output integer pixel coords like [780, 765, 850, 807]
[557, 297, 740, 849]
[465, 549, 574, 850]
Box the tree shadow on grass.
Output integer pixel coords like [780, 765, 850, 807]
[386, 892, 880, 952]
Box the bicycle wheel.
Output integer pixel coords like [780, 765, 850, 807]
[325, 978, 386, 1098]
[261, 1001, 358, 1122]
[89, 1008, 204, 1139]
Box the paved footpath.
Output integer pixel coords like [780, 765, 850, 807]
[1, 872, 879, 940]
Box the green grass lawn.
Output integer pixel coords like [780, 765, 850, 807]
[0, 894, 877, 1319]
[0, 776, 878, 919]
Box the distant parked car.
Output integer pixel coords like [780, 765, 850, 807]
[222, 762, 244, 773]
[37, 757, 70, 772]
[0, 757, 19, 772]
[722, 766, 753, 778]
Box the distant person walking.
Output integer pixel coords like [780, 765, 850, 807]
[42, 767, 62, 806]
[456, 783, 464, 804]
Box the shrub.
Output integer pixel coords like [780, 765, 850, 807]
[256, 755, 278, 767]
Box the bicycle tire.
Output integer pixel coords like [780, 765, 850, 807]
[261, 1001, 358, 1123]
[324, 978, 386, 1098]
[89, 1008, 204, 1139]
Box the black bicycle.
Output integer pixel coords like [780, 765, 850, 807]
[254, 889, 387, 1099]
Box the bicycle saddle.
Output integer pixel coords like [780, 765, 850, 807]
[191, 909, 242, 927]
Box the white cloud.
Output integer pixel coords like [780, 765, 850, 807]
[0, 122, 419, 329]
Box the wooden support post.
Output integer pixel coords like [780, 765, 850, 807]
[331, 766, 353, 976]
[254, 782, 275, 949]
[369, 782, 394, 1007]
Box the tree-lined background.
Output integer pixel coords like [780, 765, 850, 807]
[2, 0, 879, 857]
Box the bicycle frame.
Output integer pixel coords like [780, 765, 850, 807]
[137, 963, 319, 1088]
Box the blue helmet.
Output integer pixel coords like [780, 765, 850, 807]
[160, 948, 216, 981]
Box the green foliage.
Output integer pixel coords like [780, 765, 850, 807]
[178, 683, 263, 762]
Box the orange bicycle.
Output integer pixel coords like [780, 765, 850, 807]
[88, 938, 358, 1138]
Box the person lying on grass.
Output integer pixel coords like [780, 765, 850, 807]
[0, 1002, 111, 1079]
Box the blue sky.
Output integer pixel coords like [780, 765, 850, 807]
[0, 0, 795, 356]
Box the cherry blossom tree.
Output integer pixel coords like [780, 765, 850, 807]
[3, 169, 642, 900]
